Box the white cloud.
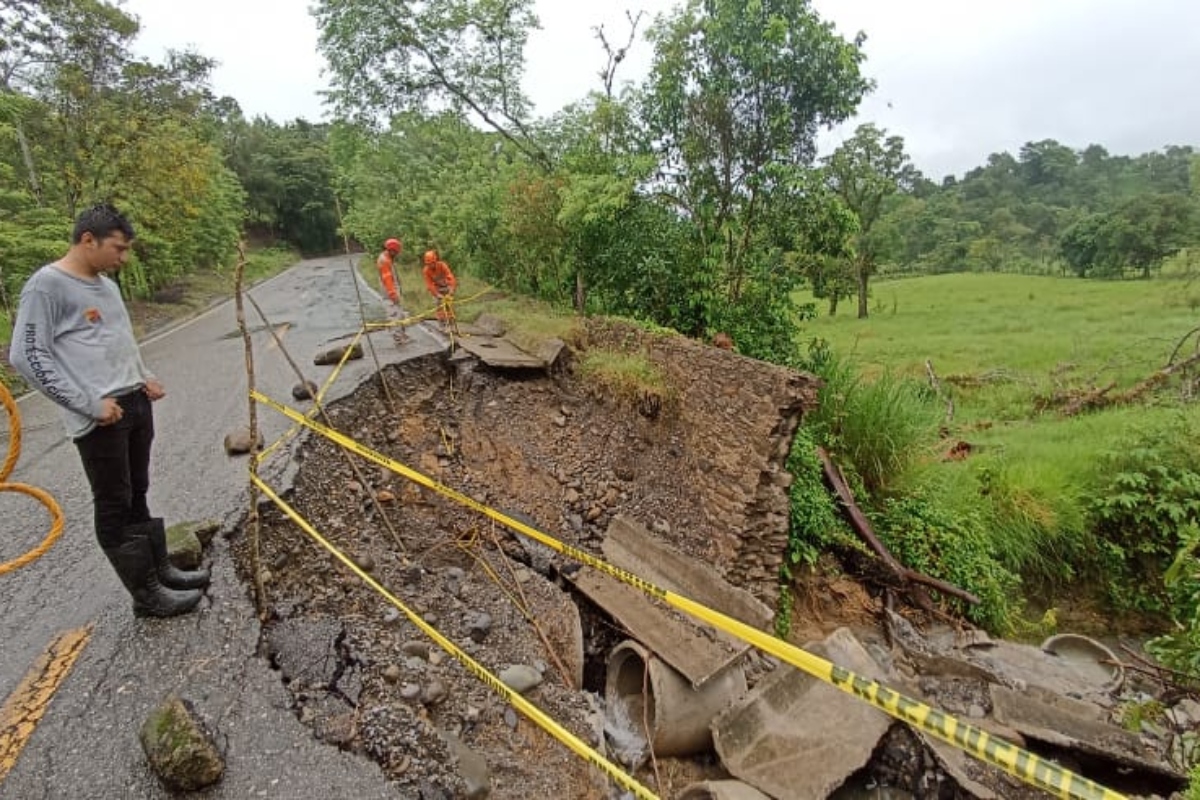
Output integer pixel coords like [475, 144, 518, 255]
[120, 0, 1200, 178]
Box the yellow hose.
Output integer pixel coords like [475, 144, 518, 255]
[0, 383, 65, 575]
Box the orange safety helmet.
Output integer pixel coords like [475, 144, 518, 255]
[423, 249, 438, 266]
[384, 238, 401, 254]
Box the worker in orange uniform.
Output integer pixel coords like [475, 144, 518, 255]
[377, 238, 409, 344]
[422, 249, 458, 329]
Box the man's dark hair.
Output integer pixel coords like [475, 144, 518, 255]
[72, 204, 135, 244]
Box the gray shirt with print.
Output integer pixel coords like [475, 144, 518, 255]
[9, 264, 154, 439]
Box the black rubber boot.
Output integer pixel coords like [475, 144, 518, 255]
[142, 518, 210, 590]
[102, 530, 202, 618]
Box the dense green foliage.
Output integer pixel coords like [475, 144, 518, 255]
[0, 0, 245, 307]
[1087, 418, 1200, 615]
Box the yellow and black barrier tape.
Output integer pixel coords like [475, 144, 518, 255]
[256, 329, 365, 464]
[251, 389, 1130, 800]
[249, 474, 660, 800]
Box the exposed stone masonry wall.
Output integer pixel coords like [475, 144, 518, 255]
[583, 320, 820, 605]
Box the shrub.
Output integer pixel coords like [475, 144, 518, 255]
[869, 486, 1022, 633]
[1084, 416, 1200, 614]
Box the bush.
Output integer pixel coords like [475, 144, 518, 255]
[870, 486, 1022, 633]
[1145, 523, 1200, 677]
[782, 426, 857, 574]
[1084, 415, 1200, 615]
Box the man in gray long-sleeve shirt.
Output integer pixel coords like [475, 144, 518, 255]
[9, 204, 208, 618]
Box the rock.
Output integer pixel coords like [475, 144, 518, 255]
[402, 641, 431, 660]
[315, 712, 356, 746]
[223, 427, 264, 456]
[383, 664, 403, 684]
[586, 506, 603, 522]
[139, 695, 224, 791]
[651, 518, 671, 536]
[552, 414, 567, 428]
[400, 683, 421, 700]
[422, 680, 449, 706]
[313, 342, 364, 366]
[353, 553, 376, 573]
[382, 608, 403, 627]
[565, 488, 580, 505]
[164, 523, 204, 570]
[466, 612, 493, 643]
[445, 731, 491, 799]
[498, 665, 542, 694]
[377, 490, 396, 503]
[292, 380, 319, 401]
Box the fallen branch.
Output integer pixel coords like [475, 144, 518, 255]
[1060, 381, 1117, 416]
[817, 448, 980, 607]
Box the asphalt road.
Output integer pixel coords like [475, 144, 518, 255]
[0, 257, 443, 800]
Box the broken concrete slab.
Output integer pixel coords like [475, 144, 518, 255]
[917, 733, 998, 799]
[457, 335, 546, 369]
[603, 515, 773, 631]
[712, 628, 892, 800]
[572, 568, 747, 687]
[990, 684, 1186, 793]
[534, 337, 566, 369]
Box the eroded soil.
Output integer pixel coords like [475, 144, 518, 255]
[230, 348, 1155, 800]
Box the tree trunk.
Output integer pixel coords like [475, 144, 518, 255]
[829, 291, 839, 316]
[857, 262, 870, 319]
[574, 269, 586, 314]
[15, 122, 43, 205]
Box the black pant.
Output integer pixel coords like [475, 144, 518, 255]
[74, 390, 154, 549]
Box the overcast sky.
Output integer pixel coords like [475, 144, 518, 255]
[123, 0, 1200, 180]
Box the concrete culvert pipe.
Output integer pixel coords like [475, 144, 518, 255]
[677, 781, 772, 800]
[605, 640, 747, 759]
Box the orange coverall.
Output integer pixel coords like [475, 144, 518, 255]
[422, 260, 457, 299]
[377, 249, 400, 304]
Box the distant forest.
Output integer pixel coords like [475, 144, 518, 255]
[875, 141, 1198, 279]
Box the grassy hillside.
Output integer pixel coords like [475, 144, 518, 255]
[794, 273, 1200, 632]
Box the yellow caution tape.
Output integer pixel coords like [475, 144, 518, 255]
[256, 329, 365, 464]
[251, 389, 1130, 800]
[250, 474, 659, 800]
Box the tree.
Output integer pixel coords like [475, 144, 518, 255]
[0, 0, 244, 297]
[314, 0, 552, 171]
[641, 0, 870, 335]
[823, 123, 917, 317]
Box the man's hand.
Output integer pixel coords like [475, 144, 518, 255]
[143, 379, 166, 401]
[96, 398, 123, 426]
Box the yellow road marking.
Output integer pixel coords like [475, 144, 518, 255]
[0, 625, 93, 783]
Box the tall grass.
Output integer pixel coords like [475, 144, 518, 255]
[805, 349, 943, 495]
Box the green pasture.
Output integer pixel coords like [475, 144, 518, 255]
[798, 273, 1200, 422]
